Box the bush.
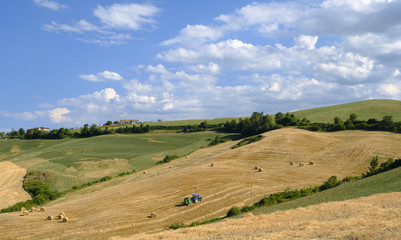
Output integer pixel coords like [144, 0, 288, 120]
[226, 206, 242, 217]
[169, 223, 186, 230]
[157, 155, 179, 164]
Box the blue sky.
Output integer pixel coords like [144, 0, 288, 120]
[1, 0, 401, 132]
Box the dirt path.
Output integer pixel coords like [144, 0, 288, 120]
[1, 129, 401, 239]
[0, 161, 31, 209]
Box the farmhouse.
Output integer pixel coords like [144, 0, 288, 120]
[28, 127, 50, 132]
[120, 119, 139, 124]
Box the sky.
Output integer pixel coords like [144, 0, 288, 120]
[1, 0, 401, 132]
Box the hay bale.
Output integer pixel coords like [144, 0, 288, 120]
[151, 212, 157, 218]
[40, 207, 46, 212]
[186, 156, 189, 159]
[63, 217, 69, 222]
[21, 207, 26, 212]
[143, 171, 146, 174]
[58, 212, 65, 219]
[309, 161, 314, 165]
[258, 168, 263, 172]
[31, 207, 36, 212]
[254, 166, 259, 170]
[289, 161, 294, 165]
[23, 211, 29, 216]
[299, 163, 304, 167]
[47, 216, 53, 220]
[210, 163, 214, 167]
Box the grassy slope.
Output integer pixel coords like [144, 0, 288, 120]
[253, 166, 401, 216]
[292, 99, 401, 123]
[0, 131, 234, 191]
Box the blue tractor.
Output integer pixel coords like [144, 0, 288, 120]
[191, 194, 203, 203]
[184, 194, 203, 205]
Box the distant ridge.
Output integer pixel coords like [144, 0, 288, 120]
[292, 99, 401, 123]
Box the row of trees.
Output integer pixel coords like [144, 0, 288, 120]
[3, 111, 401, 140]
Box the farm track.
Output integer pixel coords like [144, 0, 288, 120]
[1, 128, 401, 239]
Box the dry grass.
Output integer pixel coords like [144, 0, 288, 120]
[0, 161, 31, 209]
[1, 129, 401, 239]
[129, 192, 401, 240]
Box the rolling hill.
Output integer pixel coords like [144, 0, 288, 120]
[292, 99, 401, 123]
[1, 128, 401, 239]
[0, 131, 232, 191]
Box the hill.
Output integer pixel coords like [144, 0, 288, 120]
[130, 166, 401, 239]
[292, 99, 401, 123]
[0, 131, 231, 191]
[1, 128, 401, 239]
[128, 191, 401, 239]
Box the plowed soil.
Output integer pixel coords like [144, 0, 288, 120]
[1, 128, 401, 239]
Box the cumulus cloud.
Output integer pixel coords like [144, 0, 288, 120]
[49, 108, 71, 123]
[93, 3, 160, 30]
[79, 71, 123, 82]
[43, 2, 159, 45]
[162, 25, 224, 46]
[33, 0, 67, 11]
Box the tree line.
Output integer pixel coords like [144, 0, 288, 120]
[3, 111, 401, 140]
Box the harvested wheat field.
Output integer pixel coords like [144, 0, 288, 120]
[0, 161, 31, 209]
[1, 128, 401, 239]
[128, 192, 401, 239]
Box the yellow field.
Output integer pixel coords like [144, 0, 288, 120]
[0, 161, 31, 209]
[128, 192, 401, 239]
[1, 128, 401, 239]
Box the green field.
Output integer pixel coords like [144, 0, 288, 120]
[0, 131, 235, 191]
[292, 99, 401, 123]
[252, 166, 401, 216]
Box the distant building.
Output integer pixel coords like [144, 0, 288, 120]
[28, 127, 50, 132]
[120, 119, 139, 124]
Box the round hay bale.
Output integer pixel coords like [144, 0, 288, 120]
[58, 212, 65, 219]
[40, 207, 46, 212]
[299, 163, 304, 167]
[258, 168, 263, 172]
[47, 215, 53, 220]
[63, 217, 69, 222]
[254, 166, 259, 170]
[31, 207, 36, 212]
[21, 207, 26, 212]
[309, 161, 314, 165]
[151, 212, 156, 218]
[186, 156, 189, 159]
[143, 171, 146, 174]
[210, 163, 214, 167]
[289, 161, 294, 165]
[23, 211, 29, 216]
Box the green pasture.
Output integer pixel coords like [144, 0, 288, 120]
[252, 166, 401, 216]
[0, 131, 234, 191]
[292, 99, 401, 123]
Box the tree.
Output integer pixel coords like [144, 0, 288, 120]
[18, 128, 26, 138]
[349, 113, 358, 123]
[379, 115, 395, 131]
[104, 121, 113, 126]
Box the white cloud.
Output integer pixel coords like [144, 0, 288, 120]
[321, 0, 394, 13]
[44, 20, 102, 34]
[43, 3, 159, 46]
[294, 35, 318, 50]
[94, 3, 160, 30]
[33, 0, 67, 11]
[49, 108, 71, 123]
[377, 83, 401, 96]
[79, 71, 123, 82]
[162, 25, 224, 46]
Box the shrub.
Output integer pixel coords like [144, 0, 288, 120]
[157, 155, 179, 164]
[226, 206, 242, 217]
